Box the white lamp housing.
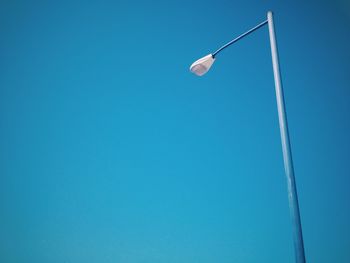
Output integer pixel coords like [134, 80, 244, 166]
[189, 54, 215, 76]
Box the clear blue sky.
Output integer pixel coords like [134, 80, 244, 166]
[1, 0, 350, 262]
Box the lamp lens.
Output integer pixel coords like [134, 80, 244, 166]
[191, 64, 208, 76]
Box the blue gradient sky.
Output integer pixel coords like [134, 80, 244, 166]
[1, 0, 350, 262]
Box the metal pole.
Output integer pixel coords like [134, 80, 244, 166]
[267, 11, 306, 263]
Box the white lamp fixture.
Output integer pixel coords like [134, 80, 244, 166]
[189, 54, 215, 76]
[189, 19, 268, 76]
[188, 11, 306, 263]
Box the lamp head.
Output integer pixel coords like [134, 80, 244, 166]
[189, 54, 215, 76]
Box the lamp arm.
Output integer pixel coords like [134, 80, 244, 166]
[212, 19, 268, 58]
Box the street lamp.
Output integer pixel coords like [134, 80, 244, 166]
[189, 11, 306, 263]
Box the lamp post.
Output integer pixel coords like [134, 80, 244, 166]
[189, 11, 306, 263]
